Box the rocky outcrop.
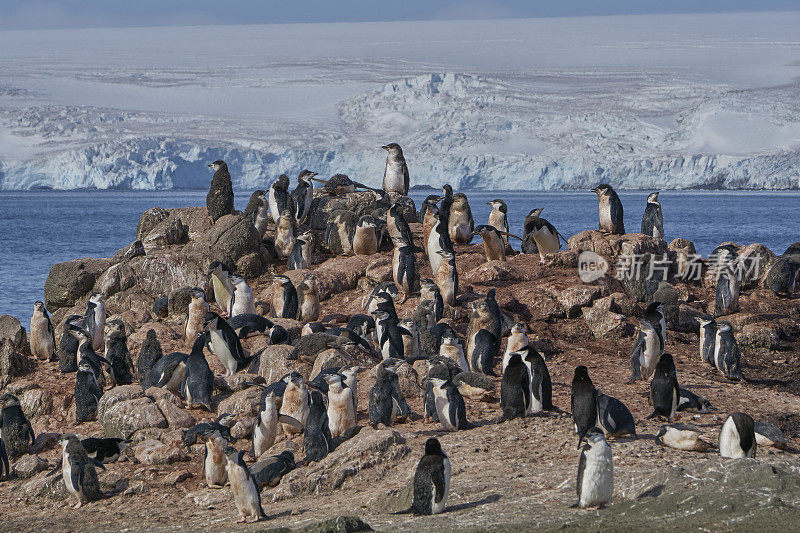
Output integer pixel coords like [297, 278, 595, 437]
[0, 338, 34, 388]
[44, 258, 111, 310]
[134, 439, 189, 465]
[582, 296, 635, 340]
[0, 315, 30, 357]
[555, 285, 602, 318]
[102, 396, 168, 439]
[568, 230, 667, 259]
[136, 207, 170, 241]
[254, 344, 296, 384]
[13, 454, 49, 479]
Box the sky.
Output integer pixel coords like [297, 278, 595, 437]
[0, 0, 798, 31]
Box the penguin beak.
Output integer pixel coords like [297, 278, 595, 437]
[590, 187, 598, 193]
[381, 145, 389, 150]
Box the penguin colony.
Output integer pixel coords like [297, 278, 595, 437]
[1, 146, 796, 527]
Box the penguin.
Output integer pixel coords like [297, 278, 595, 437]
[424, 363, 452, 423]
[500, 353, 529, 421]
[252, 392, 295, 458]
[230, 315, 272, 342]
[394, 244, 419, 304]
[274, 208, 297, 260]
[206, 159, 234, 223]
[522, 208, 567, 263]
[753, 421, 788, 450]
[369, 363, 410, 427]
[341, 366, 360, 412]
[185, 287, 210, 344]
[641, 191, 664, 239]
[453, 371, 495, 402]
[575, 430, 614, 509]
[30, 300, 55, 361]
[409, 438, 450, 515]
[571, 366, 598, 448]
[386, 202, 419, 250]
[696, 317, 717, 366]
[75, 359, 103, 423]
[324, 373, 356, 438]
[182, 414, 236, 447]
[346, 314, 376, 347]
[244, 190, 270, 237]
[136, 330, 162, 388]
[60, 434, 104, 508]
[398, 319, 421, 360]
[353, 215, 379, 255]
[465, 293, 502, 360]
[80, 437, 128, 464]
[291, 170, 317, 225]
[288, 333, 356, 364]
[373, 309, 405, 360]
[202, 430, 229, 488]
[149, 352, 188, 392]
[303, 390, 334, 463]
[0, 437, 8, 480]
[645, 301, 667, 349]
[763, 255, 800, 296]
[435, 249, 458, 307]
[648, 353, 679, 421]
[468, 328, 497, 376]
[714, 263, 740, 316]
[229, 276, 256, 317]
[182, 333, 214, 411]
[713, 322, 743, 381]
[251, 450, 296, 489]
[448, 193, 474, 245]
[627, 319, 662, 382]
[521, 346, 553, 413]
[426, 211, 451, 276]
[430, 378, 472, 431]
[84, 293, 106, 352]
[655, 424, 713, 452]
[104, 319, 134, 386]
[204, 312, 253, 376]
[297, 274, 320, 323]
[719, 412, 756, 458]
[152, 296, 169, 320]
[439, 335, 468, 372]
[280, 372, 309, 436]
[362, 281, 399, 316]
[268, 174, 295, 225]
[288, 233, 311, 270]
[382, 143, 410, 195]
[677, 388, 714, 413]
[487, 199, 510, 247]
[58, 314, 82, 373]
[421, 197, 441, 249]
[225, 448, 267, 523]
[0, 394, 34, 458]
[520, 209, 541, 255]
[596, 392, 636, 438]
[591, 184, 625, 234]
[472, 225, 521, 262]
[271, 275, 299, 320]
[325, 210, 357, 255]
[69, 325, 110, 390]
[209, 262, 235, 316]
[502, 323, 529, 372]
[439, 184, 454, 229]
[310, 173, 364, 196]
[419, 279, 444, 324]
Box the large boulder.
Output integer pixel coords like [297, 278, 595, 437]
[568, 230, 668, 259]
[556, 285, 602, 318]
[155, 399, 196, 429]
[0, 315, 29, 356]
[582, 297, 635, 340]
[97, 385, 145, 421]
[309, 190, 381, 231]
[652, 282, 680, 329]
[255, 344, 296, 383]
[101, 397, 167, 439]
[216, 387, 261, 418]
[44, 258, 111, 311]
[112, 240, 145, 264]
[136, 207, 169, 241]
[208, 215, 262, 272]
[13, 454, 49, 479]
[130, 252, 207, 300]
[95, 262, 137, 297]
[134, 439, 189, 465]
[0, 339, 34, 388]
[737, 243, 777, 289]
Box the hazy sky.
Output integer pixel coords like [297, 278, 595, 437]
[1, 0, 797, 30]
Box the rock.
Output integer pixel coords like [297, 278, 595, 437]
[98, 470, 129, 493]
[374, 480, 414, 514]
[737, 324, 781, 351]
[102, 397, 168, 439]
[132, 252, 208, 301]
[155, 399, 196, 429]
[299, 516, 373, 533]
[0, 339, 34, 388]
[112, 240, 145, 264]
[230, 416, 255, 440]
[44, 258, 111, 310]
[163, 470, 193, 486]
[669, 238, 697, 281]
[310, 190, 380, 231]
[209, 215, 262, 272]
[676, 304, 705, 333]
[20, 388, 54, 419]
[236, 252, 267, 279]
[311, 348, 353, 379]
[123, 481, 148, 496]
[0, 315, 29, 355]
[185, 488, 229, 509]
[97, 384, 145, 421]
[214, 373, 265, 393]
[144, 386, 180, 405]
[302, 256, 372, 301]
[22, 469, 70, 501]
[582, 301, 634, 340]
[130, 428, 184, 447]
[255, 344, 296, 384]
[269, 318, 304, 340]
[134, 439, 189, 465]
[31, 432, 61, 454]
[167, 286, 194, 316]
[652, 282, 679, 329]
[394, 361, 422, 399]
[463, 260, 534, 285]
[365, 256, 393, 284]
[738, 243, 777, 288]
[136, 207, 169, 241]
[557, 285, 602, 318]
[568, 230, 667, 259]
[13, 454, 49, 478]
[216, 387, 261, 418]
[95, 262, 137, 297]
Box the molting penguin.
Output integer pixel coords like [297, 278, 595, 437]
[394, 244, 419, 303]
[465, 293, 502, 361]
[648, 353, 679, 421]
[245, 190, 269, 237]
[310, 173, 362, 196]
[487, 199, 509, 247]
[696, 317, 717, 366]
[468, 328, 497, 376]
[714, 262, 740, 316]
[182, 333, 214, 411]
[297, 274, 320, 323]
[596, 392, 636, 438]
[229, 276, 256, 317]
[399, 319, 421, 360]
[522, 208, 567, 263]
[202, 430, 229, 488]
[30, 301, 55, 361]
[58, 315, 82, 373]
[104, 319, 134, 386]
[84, 293, 106, 352]
[288, 231, 314, 270]
[409, 438, 450, 515]
[75, 359, 103, 423]
[59, 434, 104, 508]
[500, 353, 529, 421]
[0, 394, 34, 458]
[386, 202, 419, 250]
[280, 373, 309, 436]
[271, 275, 299, 320]
[206, 159, 234, 224]
[204, 312, 252, 375]
[369, 363, 410, 427]
[69, 325, 110, 390]
[677, 388, 714, 413]
[472, 224, 520, 262]
[137, 329, 163, 387]
[641, 191, 664, 239]
[719, 412, 756, 458]
[353, 215, 379, 255]
[225, 448, 267, 523]
[435, 249, 458, 307]
[303, 390, 334, 463]
[439, 335, 468, 372]
[209, 262, 234, 316]
[185, 287, 210, 343]
[291, 170, 317, 224]
[713, 322, 743, 380]
[382, 143, 410, 195]
[274, 208, 297, 260]
[763, 255, 800, 296]
[420, 279, 444, 323]
[80, 437, 128, 464]
[448, 193, 474, 245]
[252, 392, 294, 458]
[571, 366, 598, 448]
[268, 174, 295, 225]
[325, 210, 357, 255]
[575, 430, 614, 509]
[502, 323, 529, 372]
[430, 378, 472, 431]
[591, 184, 625, 234]
[324, 373, 356, 438]
[656, 424, 713, 452]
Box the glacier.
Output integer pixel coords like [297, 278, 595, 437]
[1, 13, 799, 190]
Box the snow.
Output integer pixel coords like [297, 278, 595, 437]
[0, 12, 799, 190]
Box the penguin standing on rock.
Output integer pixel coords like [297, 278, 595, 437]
[202, 430, 229, 488]
[59, 434, 104, 508]
[641, 192, 664, 239]
[274, 209, 297, 260]
[68, 325, 110, 390]
[58, 314, 82, 373]
[268, 174, 295, 225]
[469, 329, 498, 376]
[137, 329, 163, 387]
[575, 430, 614, 509]
[182, 333, 214, 411]
[487, 199, 509, 247]
[472, 225, 521, 262]
[30, 301, 55, 361]
[448, 193, 474, 245]
[84, 293, 106, 352]
[0, 393, 34, 458]
[271, 275, 298, 320]
[591, 184, 625, 234]
[409, 438, 450, 515]
[75, 360, 103, 423]
[204, 312, 252, 376]
[353, 216, 379, 255]
[292, 170, 317, 225]
[185, 288, 210, 343]
[648, 353, 679, 421]
[206, 160, 234, 224]
[628, 319, 662, 382]
[719, 412, 756, 458]
[522, 208, 567, 263]
[280, 373, 309, 436]
[435, 250, 458, 307]
[394, 244, 419, 303]
[0, 437, 9, 480]
[714, 263, 740, 316]
[297, 274, 320, 323]
[382, 143, 410, 195]
[225, 449, 267, 523]
[303, 390, 334, 463]
[571, 366, 598, 448]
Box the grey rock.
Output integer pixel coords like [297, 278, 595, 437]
[136, 207, 170, 241]
[44, 258, 111, 310]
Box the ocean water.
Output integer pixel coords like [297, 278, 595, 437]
[1, 190, 798, 329]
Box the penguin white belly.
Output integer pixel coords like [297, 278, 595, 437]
[254, 209, 269, 237]
[211, 276, 232, 314]
[230, 287, 255, 317]
[62, 458, 81, 498]
[533, 228, 559, 256]
[268, 188, 280, 224]
[227, 464, 260, 517]
[579, 450, 613, 507]
[431, 456, 451, 514]
[327, 391, 355, 437]
[205, 449, 227, 486]
[384, 160, 405, 193]
[427, 227, 444, 273]
[209, 329, 237, 374]
[719, 417, 745, 458]
[434, 393, 455, 431]
[641, 330, 659, 380]
[337, 224, 353, 254]
[253, 408, 278, 456]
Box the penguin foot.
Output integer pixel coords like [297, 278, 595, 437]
[73, 501, 83, 509]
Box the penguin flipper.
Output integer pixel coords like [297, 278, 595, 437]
[576, 447, 587, 498]
[90, 457, 106, 470]
[46, 458, 63, 477]
[277, 414, 304, 432]
[431, 461, 446, 504]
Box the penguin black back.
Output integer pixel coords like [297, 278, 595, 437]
[410, 437, 450, 515]
[183, 333, 214, 411]
[206, 159, 234, 223]
[571, 366, 597, 448]
[0, 393, 35, 457]
[303, 390, 333, 462]
[649, 353, 679, 420]
[500, 353, 529, 421]
[137, 329, 163, 387]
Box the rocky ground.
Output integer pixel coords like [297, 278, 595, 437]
[0, 191, 799, 532]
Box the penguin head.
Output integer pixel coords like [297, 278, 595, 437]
[288, 371, 304, 387]
[429, 377, 448, 390]
[278, 450, 295, 465]
[695, 316, 715, 328]
[590, 184, 614, 197]
[586, 428, 607, 447]
[298, 169, 318, 182]
[452, 193, 469, 209]
[441, 335, 459, 347]
[202, 311, 220, 329]
[216, 413, 236, 427]
[436, 249, 455, 260]
[67, 323, 92, 343]
[298, 231, 314, 245]
[527, 208, 544, 219]
[506, 352, 523, 367]
[358, 215, 377, 229]
[645, 301, 664, 318]
[229, 275, 247, 287]
[511, 323, 527, 335]
[322, 373, 344, 390]
[647, 191, 660, 203]
[78, 359, 95, 376]
[423, 195, 443, 210]
[89, 292, 104, 304]
[381, 143, 403, 156]
[656, 353, 676, 373]
[655, 425, 668, 440]
[189, 287, 206, 300]
[572, 365, 591, 384]
[717, 322, 732, 333]
[637, 319, 655, 332]
[33, 300, 46, 313]
[208, 159, 226, 171]
[208, 261, 228, 276]
[442, 184, 453, 197]
[104, 318, 126, 337]
[58, 433, 80, 450]
[424, 437, 444, 456]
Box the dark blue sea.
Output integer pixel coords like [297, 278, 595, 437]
[1, 190, 798, 329]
